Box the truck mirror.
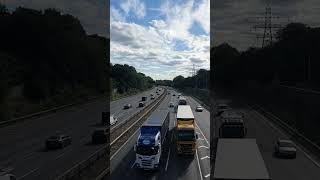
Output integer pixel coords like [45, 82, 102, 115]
[196, 134, 198, 139]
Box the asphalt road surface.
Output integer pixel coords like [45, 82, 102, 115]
[110, 90, 210, 180]
[110, 88, 162, 131]
[212, 92, 320, 180]
[0, 88, 160, 179]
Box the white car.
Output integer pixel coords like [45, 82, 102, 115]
[195, 105, 204, 112]
[110, 115, 118, 126]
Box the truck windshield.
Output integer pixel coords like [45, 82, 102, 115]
[220, 125, 245, 138]
[136, 145, 159, 155]
[140, 126, 159, 135]
[178, 100, 187, 105]
[177, 130, 195, 141]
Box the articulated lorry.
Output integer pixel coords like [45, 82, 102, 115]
[214, 138, 271, 180]
[176, 105, 198, 155]
[219, 111, 247, 138]
[134, 109, 170, 170]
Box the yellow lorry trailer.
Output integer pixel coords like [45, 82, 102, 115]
[176, 105, 198, 155]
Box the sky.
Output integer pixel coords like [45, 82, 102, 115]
[110, 0, 210, 80]
[1, 0, 106, 37]
[212, 0, 320, 51]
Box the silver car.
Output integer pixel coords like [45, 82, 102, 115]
[274, 139, 297, 158]
[196, 105, 204, 112]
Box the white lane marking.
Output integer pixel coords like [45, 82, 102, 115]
[198, 146, 209, 149]
[165, 146, 171, 171]
[131, 161, 136, 168]
[195, 122, 209, 146]
[55, 151, 68, 160]
[204, 174, 210, 178]
[250, 108, 320, 168]
[18, 167, 39, 179]
[200, 156, 210, 160]
[111, 128, 140, 160]
[195, 149, 203, 180]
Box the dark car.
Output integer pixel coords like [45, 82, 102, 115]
[196, 105, 204, 112]
[92, 128, 108, 144]
[274, 139, 297, 158]
[46, 134, 72, 149]
[124, 104, 132, 109]
[173, 94, 176, 96]
[139, 102, 145, 107]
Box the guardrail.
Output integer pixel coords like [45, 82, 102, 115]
[251, 103, 320, 166]
[56, 89, 166, 180]
[0, 95, 106, 127]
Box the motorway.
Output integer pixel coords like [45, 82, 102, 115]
[110, 90, 210, 180]
[110, 88, 161, 130]
[0, 88, 159, 179]
[212, 92, 320, 180]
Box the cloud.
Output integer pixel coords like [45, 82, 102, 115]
[212, 0, 320, 51]
[3, 0, 107, 37]
[111, 0, 210, 80]
[120, 0, 146, 19]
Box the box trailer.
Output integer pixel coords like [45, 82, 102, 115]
[214, 138, 271, 180]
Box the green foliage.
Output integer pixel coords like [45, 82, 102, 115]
[0, 5, 108, 103]
[213, 22, 320, 87]
[111, 64, 154, 95]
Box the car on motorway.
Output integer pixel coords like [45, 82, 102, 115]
[274, 139, 297, 158]
[0, 169, 16, 180]
[110, 115, 118, 126]
[92, 128, 108, 144]
[45, 134, 72, 149]
[169, 102, 174, 107]
[151, 96, 155, 100]
[195, 105, 204, 112]
[138, 102, 145, 107]
[216, 103, 229, 116]
[173, 94, 176, 96]
[0, 174, 16, 180]
[124, 103, 132, 109]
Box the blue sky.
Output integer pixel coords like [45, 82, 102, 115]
[110, 0, 210, 80]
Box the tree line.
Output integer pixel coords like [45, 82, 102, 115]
[156, 69, 210, 90]
[111, 64, 154, 94]
[0, 4, 108, 120]
[213, 22, 320, 88]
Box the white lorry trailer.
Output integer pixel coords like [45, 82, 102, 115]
[134, 109, 170, 170]
[214, 138, 271, 180]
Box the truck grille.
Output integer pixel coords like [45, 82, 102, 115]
[180, 144, 193, 152]
[141, 160, 152, 167]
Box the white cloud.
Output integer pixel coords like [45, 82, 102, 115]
[120, 0, 146, 19]
[111, 0, 210, 80]
[111, 6, 125, 22]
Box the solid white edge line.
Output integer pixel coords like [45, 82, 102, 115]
[165, 146, 171, 171]
[196, 148, 204, 180]
[195, 122, 209, 146]
[131, 161, 136, 169]
[250, 107, 320, 168]
[17, 167, 39, 179]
